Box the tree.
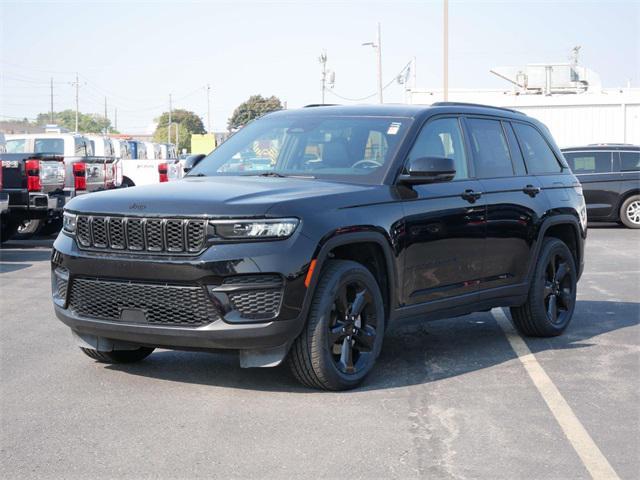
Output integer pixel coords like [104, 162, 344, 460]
[153, 109, 205, 153]
[227, 95, 283, 131]
[36, 110, 115, 134]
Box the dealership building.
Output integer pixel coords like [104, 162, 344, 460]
[407, 62, 640, 148]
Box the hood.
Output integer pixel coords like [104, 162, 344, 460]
[65, 176, 378, 217]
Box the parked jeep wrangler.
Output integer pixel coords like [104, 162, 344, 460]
[51, 103, 586, 390]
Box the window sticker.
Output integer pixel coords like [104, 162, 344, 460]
[387, 122, 402, 135]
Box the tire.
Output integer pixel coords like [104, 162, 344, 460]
[13, 218, 43, 240]
[510, 238, 577, 337]
[39, 218, 63, 236]
[1, 216, 20, 243]
[619, 195, 640, 229]
[80, 346, 155, 363]
[288, 260, 386, 391]
[120, 177, 135, 188]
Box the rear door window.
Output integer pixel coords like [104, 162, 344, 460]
[466, 118, 513, 178]
[513, 123, 562, 174]
[5, 139, 26, 153]
[620, 151, 640, 171]
[563, 151, 612, 173]
[35, 138, 65, 154]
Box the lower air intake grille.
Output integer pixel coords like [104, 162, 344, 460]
[69, 278, 220, 327]
[228, 290, 282, 319]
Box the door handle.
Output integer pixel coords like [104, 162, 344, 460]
[523, 184, 541, 197]
[461, 189, 482, 203]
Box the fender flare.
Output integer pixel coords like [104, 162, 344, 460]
[527, 214, 584, 282]
[300, 230, 398, 323]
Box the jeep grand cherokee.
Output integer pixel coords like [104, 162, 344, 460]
[51, 103, 586, 390]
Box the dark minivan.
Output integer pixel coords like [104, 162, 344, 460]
[52, 103, 587, 390]
[562, 144, 640, 228]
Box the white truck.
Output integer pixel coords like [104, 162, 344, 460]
[115, 139, 181, 187]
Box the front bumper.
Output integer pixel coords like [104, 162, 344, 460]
[51, 230, 316, 358]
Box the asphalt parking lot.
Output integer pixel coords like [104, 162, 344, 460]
[1, 225, 638, 479]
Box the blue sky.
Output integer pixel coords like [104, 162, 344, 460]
[1, 0, 638, 133]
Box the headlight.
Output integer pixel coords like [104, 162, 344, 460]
[63, 212, 77, 233]
[210, 218, 299, 240]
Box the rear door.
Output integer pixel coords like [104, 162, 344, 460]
[464, 117, 549, 290]
[562, 149, 619, 220]
[400, 116, 486, 305]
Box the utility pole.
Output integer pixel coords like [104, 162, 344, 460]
[168, 94, 172, 144]
[114, 108, 118, 131]
[319, 51, 327, 104]
[206, 84, 211, 133]
[50, 77, 54, 123]
[70, 73, 80, 132]
[104, 97, 108, 135]
[443, 0, 449, 101]
[363, 23, 383, 104]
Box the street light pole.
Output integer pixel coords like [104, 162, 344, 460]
[206, 84, 212, 133]
[363, 23, 383, 104]
[376, 22, 383, 104]
[443, 0, 449, 101]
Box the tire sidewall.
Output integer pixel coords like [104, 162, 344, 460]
[309, 261, 385, 389]
[620, 195, 640, 229]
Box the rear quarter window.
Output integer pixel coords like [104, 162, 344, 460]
[620, 152, 640, 171]
[563, 151, 612, 173]
[35, 138, 65, 154]
[513, 123, 562, 174]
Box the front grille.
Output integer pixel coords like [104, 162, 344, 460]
[75, 215, 207, 255]
[69, 278, 219, 327]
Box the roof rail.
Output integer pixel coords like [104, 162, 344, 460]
[587, 143, 633, 146]
[303, 103, 340, 108]
[431, 102, 525, 115]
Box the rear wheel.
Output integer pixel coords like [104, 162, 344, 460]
[510, 238, 577, 337]
[13, 218, 43, 240]
[80, 347, 155, 363]
[288, 260, 385, 390]
[619, 195, 640, 229]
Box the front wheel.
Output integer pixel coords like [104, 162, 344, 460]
[619, 195, 640, 229]
[510, 238, 577, 337]
[80, 347, 155, 363]
[288, 260, 385, 390]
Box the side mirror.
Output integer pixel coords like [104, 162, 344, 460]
[399, 156, 456, 185]
[184, 154, 206, 173]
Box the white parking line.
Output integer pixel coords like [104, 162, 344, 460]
[492, 308, 620, 480]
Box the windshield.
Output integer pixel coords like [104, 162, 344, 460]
[188, 114, 411, 184]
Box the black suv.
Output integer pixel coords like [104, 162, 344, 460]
[51, 103, 586, 390]
[562, 144, 640, 228]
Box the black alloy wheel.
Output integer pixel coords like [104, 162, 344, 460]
[328, 279, 379, 375]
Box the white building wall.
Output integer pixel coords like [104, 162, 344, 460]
[407, 88, 640, 148]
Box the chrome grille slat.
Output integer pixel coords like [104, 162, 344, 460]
[75, 215, 207, 255]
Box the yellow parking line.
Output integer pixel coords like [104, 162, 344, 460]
[492, 308, 620, 480]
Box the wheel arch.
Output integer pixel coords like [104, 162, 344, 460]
[530, 215, 584, 282]
[302, 231, 398, 326]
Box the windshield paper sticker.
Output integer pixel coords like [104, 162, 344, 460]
[387, 122, 401, 135]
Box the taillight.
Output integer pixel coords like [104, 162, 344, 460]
[73, 162, 86, 191]
[26, 159, 41, 191]
[158, 162, 169, 183]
